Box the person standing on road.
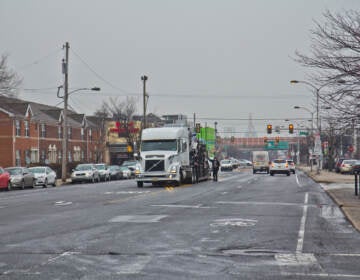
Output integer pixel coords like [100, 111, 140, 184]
[210, 157, 220, 181]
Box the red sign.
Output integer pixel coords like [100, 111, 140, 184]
[109, 122, 139, 135]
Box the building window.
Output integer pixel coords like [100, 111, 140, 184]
[15, 120, 21, 136]
[81, 150, 85, 161]
[68, 151, 72, 163]
[31, 149, 39, 163]
[24, 121, 29, 137]
[89, 129, 92, 142]
[41, 149, 46, 163]
[15, 150, 20, 166]
[81, 128, 85, 140]
[41, 123, 46, 138]
[58, 126, 62, 139]
[48, 145, 57, 164]
[68, 127, 72, 140]
[25, 150, 30, 165]
[73, 146, 81, 162]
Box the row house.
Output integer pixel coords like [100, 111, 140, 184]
[0, 96, 104, 170]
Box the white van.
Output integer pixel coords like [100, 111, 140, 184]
[252, 151, 270, 174]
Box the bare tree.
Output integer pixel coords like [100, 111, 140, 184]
[295, 10, 360, 121]
[97, 97, 139, 151]
[0, 54, 22, 97]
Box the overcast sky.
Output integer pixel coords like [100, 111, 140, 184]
[1, 0, 359, 136]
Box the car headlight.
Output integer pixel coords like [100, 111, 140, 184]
[169, 165, 177, 174]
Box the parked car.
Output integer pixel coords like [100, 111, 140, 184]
[0, 167, 11, 190]
[4, 167, 35, 189]
[119, 166, 132, 179]
[94, 163, 111, 181]
[29, 166, 57, 187]
[334, 158, 345, 173]
[286, 159, 296, 174]
[269, 159, 290, 176]
[220, 159, 233, 171]
[70, 163, 100, 184]
[108, 165, 122, 180]
[351, 160, 360, 174]
[340, 159, 358, 174]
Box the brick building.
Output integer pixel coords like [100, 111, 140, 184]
[0, 96, 103, 170]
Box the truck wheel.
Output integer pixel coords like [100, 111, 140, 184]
[137, 181, 143, 188]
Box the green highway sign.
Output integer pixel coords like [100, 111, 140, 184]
[299, 131, 309, 136]
[265, 141, 289, 150]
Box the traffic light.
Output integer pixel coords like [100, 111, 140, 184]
[267, 124, 272, 134]
[289, 124, 294, 134]
[263, 136, 268, 144]
[275, 136, 280, 145]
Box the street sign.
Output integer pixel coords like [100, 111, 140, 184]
[265, 141, 289, 150]
[299, 131, 308, 136]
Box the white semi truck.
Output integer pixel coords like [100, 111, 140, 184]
[135, 126, 210, 187]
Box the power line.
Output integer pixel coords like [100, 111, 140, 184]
[70, 48, 130, 94]
[17, 48, 62, 70]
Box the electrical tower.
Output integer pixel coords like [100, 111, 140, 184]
[246, 113, 257, 137]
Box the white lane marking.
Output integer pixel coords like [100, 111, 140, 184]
[281, 272, 360, 278]
[151, 204, 213, 209]
[210, 218, 257, 227]
[45, 251, 77, 264]
[295, 173, 301, 187]
[221, 192, 228, 195]
[109, 215, 167, 223]
[296, 192, 308, 253]
[116, 256, 152, 275]
[105, 191, 150, 195]
[275, 253, 317, 266]
[216, 201, 314, 207]
[54, 201, 73, 206]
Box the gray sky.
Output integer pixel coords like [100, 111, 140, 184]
[1, 0, 359, 136]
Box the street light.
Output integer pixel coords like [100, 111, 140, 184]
[58, 86, 101, 182]
[293, 106, 314, 133]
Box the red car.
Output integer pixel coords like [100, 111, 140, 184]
[0, 167, 11, 190]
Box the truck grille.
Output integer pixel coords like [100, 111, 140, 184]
[145, 160, 165, 172]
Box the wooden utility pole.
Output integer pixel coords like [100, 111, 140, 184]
[61, 42, 69, 182]
[141, 75, 148, 130]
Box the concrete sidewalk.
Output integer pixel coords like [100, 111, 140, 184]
[298, 166, 360, 231]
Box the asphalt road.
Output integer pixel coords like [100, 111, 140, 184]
[1, 169, 360, 279]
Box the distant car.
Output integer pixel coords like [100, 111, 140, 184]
[351, 160, 360, 175]
[239, 159, 252, 167]
[29, 166, 57, 187]
[121, 160, 138, 178]
[0, 167, 11, 190]
[220, 159, 233, 171]
[286, 159, 296, 174]
[340, 159, 357, 174]
[119, 166, 132, 179]
[269, 159, 290, 176]
[108, 165, 122, 180]
[71, 164, 100, 184]
[94, 163, 111, 181]
[4, 167, 35, 189]
[335, 158, 345, 173]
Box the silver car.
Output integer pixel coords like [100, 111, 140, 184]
[71, 164, 100, 184]
[29, 166, 57, 187]
[269, 159, 291, 176]
[94, 163, 111, 182]
[5, 167, 35, 189]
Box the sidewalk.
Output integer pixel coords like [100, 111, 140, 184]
[298, 165, 360, 231]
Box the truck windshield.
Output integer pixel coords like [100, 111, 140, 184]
[141, 140, 177, 151]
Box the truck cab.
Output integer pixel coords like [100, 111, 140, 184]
[135, 126, 192, 187]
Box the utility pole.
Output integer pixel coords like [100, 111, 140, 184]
[141, 75, 148, 130]
[61, 42, 69, 182]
